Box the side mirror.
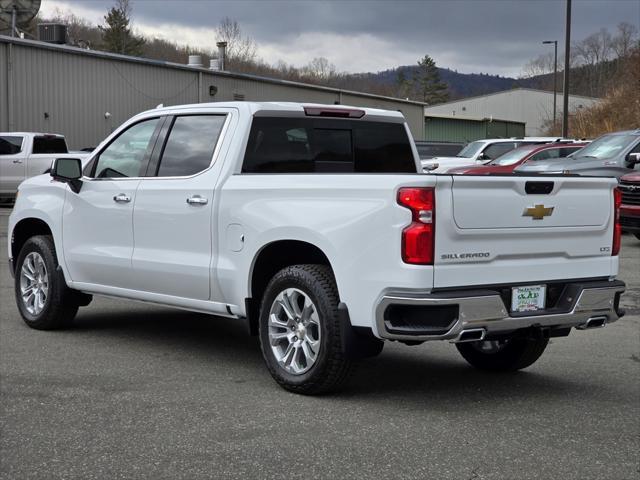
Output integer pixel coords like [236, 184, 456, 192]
[476, 153, 488, 162]
[627, 152, 640, 165]
[51, 158, 83, 193]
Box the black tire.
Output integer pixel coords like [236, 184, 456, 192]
[634, 233, 640, 241]
[456, 336, 549, 372]
[14, 235, 80, 330]
[258, 264, 354, 395]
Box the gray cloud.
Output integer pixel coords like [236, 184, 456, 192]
[43, 0, 640, 75]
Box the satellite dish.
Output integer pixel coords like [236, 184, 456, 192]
[0, 0, 41, 37]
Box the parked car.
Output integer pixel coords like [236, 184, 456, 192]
[421, 137, 564, 173]
[414, 141, 464, 159]
[447, 142, 588, 175]
[0, 132, 90, 201]
[619, 171, 640, 240]
[515, 130, 640, 178]
[8, 102, 626, 394]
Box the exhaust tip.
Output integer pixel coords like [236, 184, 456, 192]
[577, 316, 607, 330]
[455, 328, 486, 343]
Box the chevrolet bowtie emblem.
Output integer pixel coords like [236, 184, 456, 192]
[523, 204, 554, 220]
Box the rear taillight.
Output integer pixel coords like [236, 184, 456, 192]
[397, 187, 435, 265]
[612, 187, 622, 256]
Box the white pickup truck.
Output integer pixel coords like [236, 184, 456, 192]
[8, 102, 626, 394]
[0, 132, 90, 200]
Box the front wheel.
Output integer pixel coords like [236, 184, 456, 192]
[14, 235, 80, 330]
[456, 336, 549, 371]
[258, 264, 354, 395]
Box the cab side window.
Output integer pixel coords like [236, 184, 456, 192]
[92, 118, 160, 178]
[156, 115, 226, 177]
[0, 136, 23, 155]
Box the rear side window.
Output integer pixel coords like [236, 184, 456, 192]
[0, 136, 23, 155]
[157, 115, 226, 177]
[242, 117, 415, 173]
[32, 136, 68, 154]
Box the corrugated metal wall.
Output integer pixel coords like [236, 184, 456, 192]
[424, 116, 524, 142]
[424, 89, 600, 136]
[0, 43, 8, 131]
[0, 38, 426, 149]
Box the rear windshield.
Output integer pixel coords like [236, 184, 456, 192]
[32, 136, 68, 154]
[0, 136, 23, 155]
[242, 117, 416, 173]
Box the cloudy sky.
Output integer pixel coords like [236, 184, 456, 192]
[40, 0, 639, 77]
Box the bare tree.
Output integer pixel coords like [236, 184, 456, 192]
[301, 57, 336, 81]
[611, 22, 639, 59]
[216, 17, 257, 65]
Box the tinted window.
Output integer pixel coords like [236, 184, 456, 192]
[560, 146, 583, 157]
[93, 118, 160, 178]
[415, 143, 463, 159]
[483, 143, 515, 160]
[0, 136, 23, 155]
[530, 149, 560, 161]
[242, 117, 415, 173]
[32, 136, 68, 154]
[157, 115, 226, 177]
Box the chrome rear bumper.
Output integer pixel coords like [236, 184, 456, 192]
[375, 280, 625, 342]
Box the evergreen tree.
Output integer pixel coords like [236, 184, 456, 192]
[412, 55, 449, 104]
[100, 0, 145, 56]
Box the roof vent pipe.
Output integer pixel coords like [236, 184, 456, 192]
[216, 42, 227, 71]
[188, 55, 203, 67]
[209, 58, 220, 71]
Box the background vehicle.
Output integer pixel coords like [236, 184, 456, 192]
[515, 130, 640, 178]
[8, 102, 626, 395]
[421, 137, 563, 173]
[0, 133, 90, 200]
[448, 142, 588, 175]
[414, 141, 464, 159]
[619, 171, 640, 240]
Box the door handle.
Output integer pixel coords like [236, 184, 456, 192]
[113, 193, 131, 203]
[186, 195, 208, 205]
[12, 159, 23, 164]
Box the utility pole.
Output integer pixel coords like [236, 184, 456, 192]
[562, 0, 572, 138]
[543, 40, 558, 132]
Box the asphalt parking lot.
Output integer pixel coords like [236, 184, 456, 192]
[0, 205, 638, 480]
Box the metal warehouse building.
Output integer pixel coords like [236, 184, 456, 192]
[424, 114, 525, 142]
[0, 35, 427, 149]
[424, 88, 601, 136]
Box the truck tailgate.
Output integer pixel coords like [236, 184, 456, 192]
[433, 175, 618, 288]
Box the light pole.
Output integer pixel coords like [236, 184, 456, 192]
[543, 40, 558, 132]
[562, 0, 572, 138]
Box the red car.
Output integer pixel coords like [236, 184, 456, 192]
[447, 142, 588, 175]
[619, 171, 640, 240]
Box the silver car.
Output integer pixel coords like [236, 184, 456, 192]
[515, 130, 640, 178]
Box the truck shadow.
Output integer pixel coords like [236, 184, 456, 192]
[67, 302, 614, 406]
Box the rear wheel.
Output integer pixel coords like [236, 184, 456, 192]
[258, 264, 354, 395]
[14, 236, 81, 330]
[456, 336, 549, 371]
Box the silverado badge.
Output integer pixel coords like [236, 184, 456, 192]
[523, 204, 554, 220]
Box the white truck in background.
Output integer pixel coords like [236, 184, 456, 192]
[0, 133, 90, 201]
[7, 103, 626, 395]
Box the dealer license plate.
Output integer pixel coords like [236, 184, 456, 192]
[511, 285, 546, 313]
